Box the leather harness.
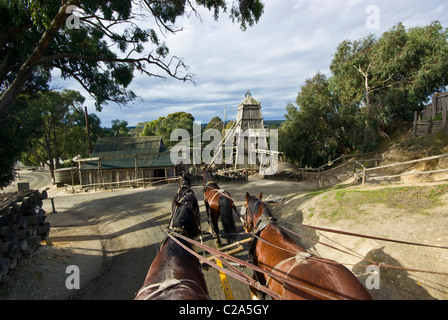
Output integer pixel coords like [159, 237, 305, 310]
[135, 278, 208, 300]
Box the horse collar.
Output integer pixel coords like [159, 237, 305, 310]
[248, 212, 277, 265]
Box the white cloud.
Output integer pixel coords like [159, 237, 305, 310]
[51, 1, 448, 127]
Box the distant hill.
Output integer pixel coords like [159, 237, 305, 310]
[264, 120, 284, 128]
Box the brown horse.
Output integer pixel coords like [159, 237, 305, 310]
[203, 169, 238, 247]
[244, 192, 372, 300]
[135, 191, 210, 300]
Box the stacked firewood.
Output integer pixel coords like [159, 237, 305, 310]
[0, 190, 50, 281]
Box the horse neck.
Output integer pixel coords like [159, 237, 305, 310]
[259, 223, 305, 253]
[251, 205, 306, 257]
[143, 237, 201, 292]
[205, 182, 218, 190]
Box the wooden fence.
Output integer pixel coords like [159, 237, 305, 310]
[297, 152, 448, 187]
[64, 176, 181, 193]
[361, 153, 448, 184]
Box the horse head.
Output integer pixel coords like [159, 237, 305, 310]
[171, 199, 201, 238]
[202, 168, 217, 191]
[180, 171, 192, 188]
[243, 192, 264, 233]
[203, 168, 216, 183]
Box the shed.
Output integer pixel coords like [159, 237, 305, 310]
[78, 136, 175, 187]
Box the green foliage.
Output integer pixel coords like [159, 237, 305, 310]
[205, 116, 224, 133]
[18, 90, 108, 181]
[281, 21, 448, 168]
[279, 73, 351, 167]
[0, 93, 41, 188]
[331, 21, 448, 123]
[141, 111, 195, 147]
[111, 119, 130, 137]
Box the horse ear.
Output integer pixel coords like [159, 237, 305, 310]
[246, 192, 250, 203]
[258, 192, 263, 200]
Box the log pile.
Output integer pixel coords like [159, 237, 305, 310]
[263, 171, 303, 181]
[0, 190, 50, 282]
[190, 173, 247, 185]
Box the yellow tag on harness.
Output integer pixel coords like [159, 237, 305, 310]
[216, 259, 234, 300]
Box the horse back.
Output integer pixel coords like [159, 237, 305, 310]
[137, 238, 209, 300]
[256, 226, 372, 300]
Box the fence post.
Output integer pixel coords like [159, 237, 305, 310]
[426, 95, 436, 135]
[362, 169, 367, 185]
[443, 100, 447, 129]
[432, 94, 437, 120]
[413, 111, 418, 138]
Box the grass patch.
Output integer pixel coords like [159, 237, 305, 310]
[308, 184, 448, 221]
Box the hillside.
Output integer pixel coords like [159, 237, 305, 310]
[377, 129, 448, 182]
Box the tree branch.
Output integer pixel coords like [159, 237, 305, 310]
[38, 52, 193, 82]
[0, 0, 79, 116]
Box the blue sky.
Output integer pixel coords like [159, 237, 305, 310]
[53, 0, 448, 127]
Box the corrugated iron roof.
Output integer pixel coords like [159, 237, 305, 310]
[80, 136, 174, 170]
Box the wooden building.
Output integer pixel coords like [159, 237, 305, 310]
[78, 136, 175, 187]
[413, 92, 448, 137]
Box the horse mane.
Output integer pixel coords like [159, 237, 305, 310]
[165, 237, 195, 259]
[205, 181, 219, 189]
[248, 195, 274, 219]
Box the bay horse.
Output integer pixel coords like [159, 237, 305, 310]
[203, 169, 238, 247]
[244, 192, 372, 300]
[135, 190, 210, 300]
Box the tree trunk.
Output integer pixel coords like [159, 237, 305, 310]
[0, 1, 77, 116]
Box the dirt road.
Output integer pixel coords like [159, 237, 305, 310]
[0, 177, 316, 300]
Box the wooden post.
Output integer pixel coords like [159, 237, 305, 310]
[79, 163, 83, 187]
[413, 111, 418, 138]
[362, 169, 367, 185]
[134, 156, 139, 187]
[427, 102, 433, 135]
[84, 107, 93, 155]
[49, 198, 56, 213]
[71, 161, 75, 186]
[98, 158, 102, 186]
[432, 94, 437, 120]
[443, 98, 447, 129]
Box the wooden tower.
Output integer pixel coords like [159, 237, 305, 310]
[233, 90, 267, 169]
